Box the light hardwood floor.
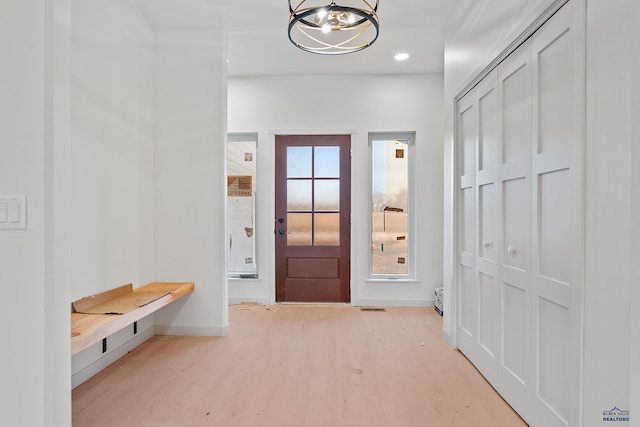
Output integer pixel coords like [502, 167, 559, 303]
[73, 305, 527, 426]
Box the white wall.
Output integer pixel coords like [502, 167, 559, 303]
[153, 29, 229, 335]
[583, 0, 633, 423]
[631, 2, 640, 423]
[444, 0, 557, 96]
[45, 0, 72, 424]
[228, 74, 443, 307]
[0, 1, 71, 425]
[11, 4, 229, 419]
[70, 6, 230, 388]
[70, 0, 155, 299]
[0, 4, 47, 425]
[69, 0, 157, 384]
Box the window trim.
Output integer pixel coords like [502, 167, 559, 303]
[227, 132, 259, 279]
[368, 132, 416, 280]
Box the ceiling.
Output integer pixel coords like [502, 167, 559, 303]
[134, 0, 456, 77]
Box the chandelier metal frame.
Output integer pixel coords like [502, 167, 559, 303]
[288, 0, 380, 55]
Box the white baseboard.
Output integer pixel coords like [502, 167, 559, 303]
[71, 327, 154, 389]
[441, 328, 455, 348]
[352, 298, 434, 308]
[154, 323, 230, 337]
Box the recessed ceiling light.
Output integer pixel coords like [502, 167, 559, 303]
[394, 52, 410, 61]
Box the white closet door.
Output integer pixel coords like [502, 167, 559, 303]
[531, 3, 577, 426]
[456, 70, 500, 384]
[456, 90, 478, 363]
[455, 3, 581, 425]
[497, 37, 533, 413]
[475, 72, 499, 383]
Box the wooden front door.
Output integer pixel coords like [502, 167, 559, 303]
[275, 135, 351, 302]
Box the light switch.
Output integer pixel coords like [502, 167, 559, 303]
[0, 203, 7, 223]
[8, 202, 20, 222]
[0, 196, 26, 230]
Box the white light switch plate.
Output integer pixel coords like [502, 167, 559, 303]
[0, 196, 27, 230]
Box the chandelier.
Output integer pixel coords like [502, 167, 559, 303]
[288, 0, 380, 55]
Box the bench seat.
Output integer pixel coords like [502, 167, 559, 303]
[71, 282, 194, 355]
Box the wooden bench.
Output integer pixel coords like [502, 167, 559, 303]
[71, 282, 194, 355]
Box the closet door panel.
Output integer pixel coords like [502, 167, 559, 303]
[531, 4, 577, 426]
[497, 37, 533, 412]
[458, 94, 476, 261]
[459, 102, 476, 178]
[478, 85, 498, 173]
[538, 168, 571, 285]
[477, 71, 499, 265]
[502, 282, 527, 382]
[478, 271, 497, 356]
[459, 264, 476, 334]
[478, 183, 495, 261]
[456, 71, 500, 382]
[538, 297, 571, 422]
[499, 38, 532, 278]
[537, 13, 573, 155]
[501, 45, 532, 166]
[502, 177, 529, 272]
[478, 178, 498, 372]
[460, 187, 475, 255]
[457, 91, 477, 350]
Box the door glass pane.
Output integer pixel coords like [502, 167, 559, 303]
[287, 213, 312, 246]
[287, 146, 312, 178]
[314, 146, 340, 178]
[314, 180, 340, 211]
[287, 180, 312, 211]
[314, 213, 339, 246]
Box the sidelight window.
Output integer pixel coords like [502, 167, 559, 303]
[227, 133, 258, 278]
[369, 132, 415, 279]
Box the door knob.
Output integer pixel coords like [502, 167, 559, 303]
[482, 241, 493, 248]
[507, 246, 517, 255]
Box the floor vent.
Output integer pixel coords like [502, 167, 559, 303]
[360, 307, 386, 312]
